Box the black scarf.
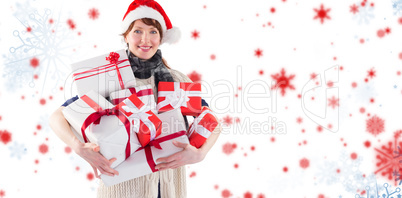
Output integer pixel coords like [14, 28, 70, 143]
[127, 49, 174, 88]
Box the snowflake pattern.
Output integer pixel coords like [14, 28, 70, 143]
[366, 115, 385, 136]
[355, 183, 401, 198]
[328, 96, 339, 109]
[271, 68, 295, 96]
[313, 4, 331, 24]
[352, 2, 375, 24]
[315, 151, 383, 194]
[187, 71, 202, 82]
[254, 48, 263, 58]
[3, 2, 74, 93]
[191, 30, 200, 39]
[8, 141, 27, 160]
[393, 0, 402, 16]
[367, 68, 376, 79]
[374, 131, 402, 186]
[88, 8, 99, 20]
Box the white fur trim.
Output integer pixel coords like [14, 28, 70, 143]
[121, 6, 167, 33]
[162, 26, 181, 44]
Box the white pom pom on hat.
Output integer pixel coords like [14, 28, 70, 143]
[121, 0, 181, 44]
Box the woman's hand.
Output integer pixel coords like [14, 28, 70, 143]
[74, 142, 119, 178]
[155, 141, 205, 171]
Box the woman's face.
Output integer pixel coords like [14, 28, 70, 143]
[125, 20, 161, 60]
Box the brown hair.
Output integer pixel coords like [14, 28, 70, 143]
[122, 18, 170, 69]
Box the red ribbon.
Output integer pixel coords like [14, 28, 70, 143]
[135, 130, 187, 172]
[112, 88, 154, 105]
[80, 95, 132, 159]
[73, 59, 130, 80]
[106, 52, 125, 90]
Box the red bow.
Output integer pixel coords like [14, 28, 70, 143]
[106, 52, 120, 64]
[105, 52, 125, 89]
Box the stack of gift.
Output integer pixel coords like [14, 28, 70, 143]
[101, 108, 189, 186]
[63, 49, 219, 186]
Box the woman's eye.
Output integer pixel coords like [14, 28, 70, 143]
[151, 30, 158, 34]
[134, 30, 141, 34]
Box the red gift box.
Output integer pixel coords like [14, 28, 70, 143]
[157, 82, 202, 116]
[116, 93, 162, 147]
[187, 106, 218, 148]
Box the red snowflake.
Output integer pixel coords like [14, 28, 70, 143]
[399, 17, 402, 25]
[244, 192, 253, 198]
[88, 8, 99, 20]
[385, 27, 391, 34]
[377, 29, 385, 38]
[39, 143, 49, 154]
[191, 30, 200, 39]
[374, 130, 402, 185]
[271, 68, 295, 96]
[222, 189, 232, 198]
[300, 158, 310, 169]
[210, 54, 216, 60]
[296, 117, 303, 124]
[30, 57, 39, 68]
[328, 96, 339, 109]
[366, 115, 385, 136]
[187, 71, 202, 82]
[222, 115, 233, 125]
[310, 72, 318, 80]
[0, 130, 12, 145]
[313, 4, 331, 24]
[350, 4, 359, 14]
[367, 68, 376, 79]
[256, 194, 265, 198]
[0, 190, 5, 198]
[254, 48, 263, 58]
[67, 19, 76, 30]
[222, 142, 237, 155]
[87, 172, 94, 181]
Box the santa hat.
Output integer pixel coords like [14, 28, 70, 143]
[121, 0, 181, 44]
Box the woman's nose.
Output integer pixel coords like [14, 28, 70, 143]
[141, 32, 149, 42]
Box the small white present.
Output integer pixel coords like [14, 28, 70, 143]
[71, 49, 136, 98]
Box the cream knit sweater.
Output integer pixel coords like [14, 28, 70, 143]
[97, 69, 192, 198]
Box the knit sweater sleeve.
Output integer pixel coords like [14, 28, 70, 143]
[168, 69, 192, 83]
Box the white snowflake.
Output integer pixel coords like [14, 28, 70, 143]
[355, 182, 401, 198]
[351, 81, 378, 104]
[393, 0, 402, 16]
[315, 151, 385, 195]
[8, 141, 27, 160]
[315, 159, 340, 185]
[3, 1, 75, 94]
[353, 4, 375, 25]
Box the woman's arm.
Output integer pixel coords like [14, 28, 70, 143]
[49, 107, 119, 177]
[155, 120, 222, 171]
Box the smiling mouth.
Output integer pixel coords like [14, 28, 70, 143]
[139, 46, 151, 50]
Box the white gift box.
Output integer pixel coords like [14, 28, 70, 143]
[62, 90, 141, 168]
[100, 108, 189, 187]
[109, 85, 156, 111]
[71, 49, 136, 98]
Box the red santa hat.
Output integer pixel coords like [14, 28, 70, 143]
[121, 0, 181, 44]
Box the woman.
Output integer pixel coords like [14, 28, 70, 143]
[49, 0, 221, 197]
